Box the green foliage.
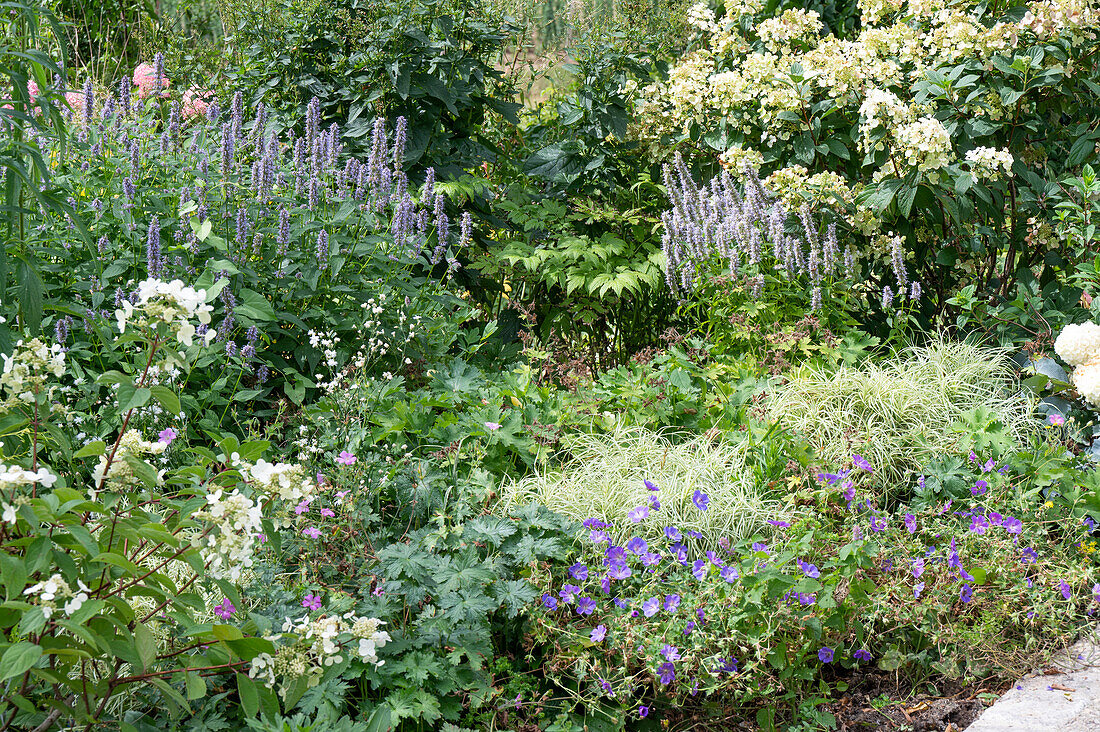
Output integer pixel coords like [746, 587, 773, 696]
[183, 0, 522, 175]
[501, 424, 807, 549]
[530, 445, 1100, 726]
[768, 341, 1036, 500]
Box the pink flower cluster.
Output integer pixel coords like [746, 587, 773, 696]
[182, 88, 212, 120]
[133, 63, 170, 99]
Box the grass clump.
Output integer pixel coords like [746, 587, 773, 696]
[768, 340, 1035, 496]
[499, 426, 793, 549]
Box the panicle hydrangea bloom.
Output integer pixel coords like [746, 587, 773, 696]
[194, 488, 264, 581]
[90, 429, 166, 492]
[249, 612, 389, 698]
[115, 278, 215, 347]
[1, 338, 65, 405]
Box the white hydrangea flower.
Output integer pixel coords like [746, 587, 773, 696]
[1074, 359, 1100, 408]
[965, 146, 1014, 180]
[1056, 322, 1100, 366]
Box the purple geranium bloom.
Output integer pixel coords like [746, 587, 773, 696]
[583, 518, 609, 529]
[751, 542, 769, 554]
[972, 479, 988, 497]
[576, 597, 597, 615]
[767, 519, 791, 528]
[1021, 547, 1038, 563]
[560, 584, 580, 603]
[912, 558, 925, 578]
[664, 594, 681, 611]
[213, 598, 236, 620]
[1061, 580, 1073, 600]
[716, 657, 738, 673]
[1003, 516, 1023, 534]
[608, 562, 632, 580]
[628, 505, 650, 522]
[649, 495, 661, 509]
[600, 576, 611, 594]
[818, 647, 834, 663]
[843, 481, 856, 502]
[569, 563, 589, 581]
[692, 490, 710, 511]
[1093, 583, 1100, 603]
[797, 560, 820, 579]
[692, 559, 708, 580]
[958, 566, 974, 583]
[589, 530, 610, 543]
[1049, 414, 1066, 426]
[853, 649, 872, 662]
[870, 517, 886, 533]
[626, 537, 648, 555]
[591, 624, 607, 642]
[661, 645, 681, 661]
[664, 526, 682, 541]
[853, 454, 873, 472]
[613, 597, 629, 609]
[645, 479, 660, 492]
[914, 582, 925, 599]
[606, 545, 626, 563]
[642, 596, 660, 617]
[970, 515, 989, 535]
[988, 512, 1003, 526]
[335, 450, 356, 466]
[641, 552, 661, 567]
[302, 526, 321, 539]
[797, 592, 815, 605]
[684, 529, 703, 540]
[542, 594, 558, 609]
[683, 621, 695, 636]
[638, 706, 649, 719]
[658, 662, 676, 685]
[696, 608, 706, 622]
[302, 593, 322, 611]
[158, 427, 177, 446]
[969, 450, 978, 463]
[721, 566, 739, 583]
[960, 584, 973, 603]
[983, 458, 996, 473]
[904, 513, 916, 534]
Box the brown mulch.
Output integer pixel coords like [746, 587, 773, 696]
[825, 671, 999, 731]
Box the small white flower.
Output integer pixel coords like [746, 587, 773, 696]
[1, 502, 16, 525]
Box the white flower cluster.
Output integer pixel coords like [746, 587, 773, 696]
[686, 1, 720, 33]
[757, 8, 823, 51]
[248, 459, 314, 503]
[115, 278, 215, 347]
[1056, 322, 1100, 407]
[1, 338, 65, 405]
[91, 429, 166, 493]
[965, 146, 1015, 180]
[249, 613, 390, 697]
[23, 573, 90, 619]
[858, 90, 915, 153]
[857, 0, 904, 25]
[194, 488, 263, 581]
[894, 116, 953, 175]
[1, 466, 59, 524]
[1021, 0, 1097, 38]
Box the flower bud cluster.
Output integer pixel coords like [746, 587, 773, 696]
[91, 429, 166, 492]
[1, 338, 65, 405]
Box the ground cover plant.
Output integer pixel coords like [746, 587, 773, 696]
[8, 0, 1100, 729]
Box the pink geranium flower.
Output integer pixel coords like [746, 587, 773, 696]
[336, 451, 357, 466]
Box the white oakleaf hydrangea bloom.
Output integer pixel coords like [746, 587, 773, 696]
[1055, 322, 1100, 366]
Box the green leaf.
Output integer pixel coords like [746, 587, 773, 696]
[134, 624, 156, 671]
[73, 440, 106, 459]
[0, 642, 42, 682]
[149, 386, 181, 416]
[235, 289, 277, 322]
[185, 671, 207, 700]
[237, 673, 260, 718]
